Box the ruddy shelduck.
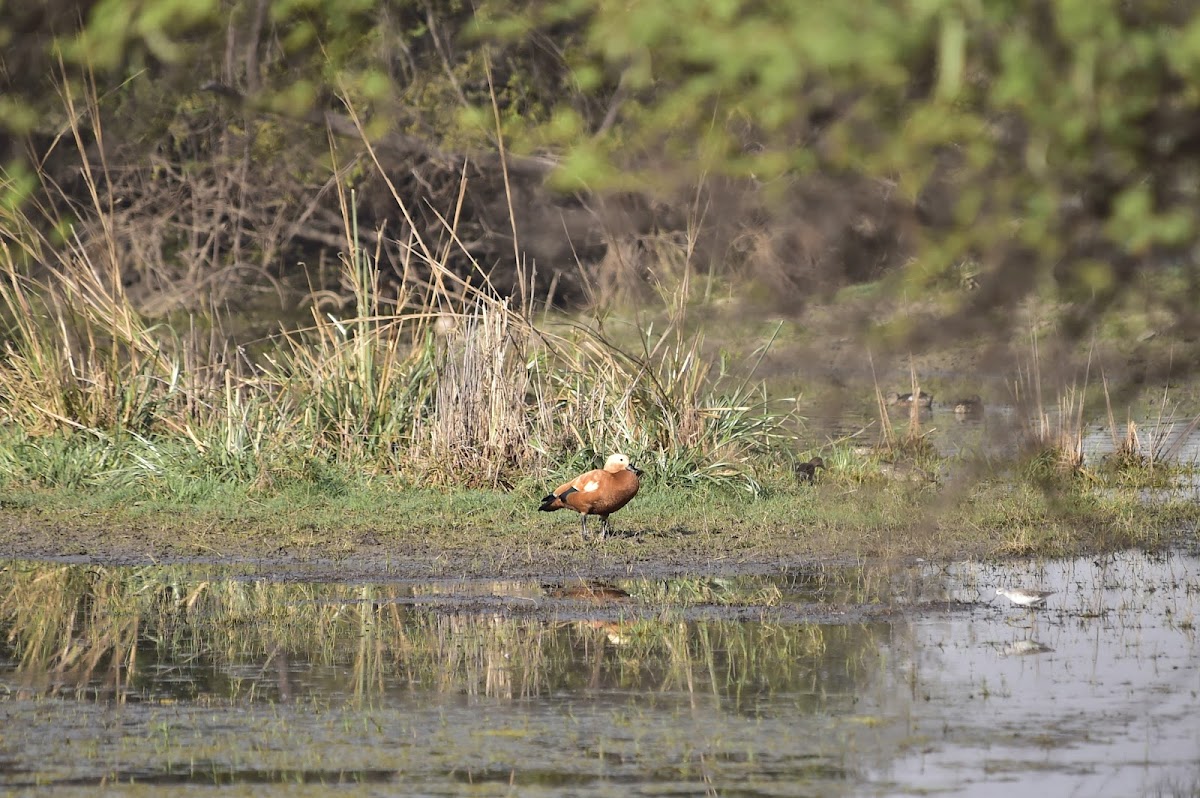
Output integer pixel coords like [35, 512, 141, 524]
[538, 453, 642, 540]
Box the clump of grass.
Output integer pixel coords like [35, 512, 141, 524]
[1011, 332, 1086, 482]
[1110, 418, 1147, 469]
[864, 354, 936, 462]
[1100, 371, 1151, 472]
[525, 326, 793, 494]
[1093, 372, 1200, 488]
[0, 97, 794, 500]
[414, 298, 529, 487]
[817, 441, 879, 483]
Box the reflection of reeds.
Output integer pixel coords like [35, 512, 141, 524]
[0, 563, 884, 703]
[636, 576, 784, 607]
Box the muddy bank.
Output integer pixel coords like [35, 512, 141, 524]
[0, 519, 837, 581]
[0, 504, 935, 582]
[3, 465, 1194, 580]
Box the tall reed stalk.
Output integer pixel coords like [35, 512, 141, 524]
[1011, 331, 1086, 476]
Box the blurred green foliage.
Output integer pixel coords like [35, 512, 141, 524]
[2, 0, 1200, 326]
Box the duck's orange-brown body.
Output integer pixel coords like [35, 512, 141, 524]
[539, 453, 642, 540]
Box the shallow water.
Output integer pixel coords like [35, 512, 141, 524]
[820, 401, 1200, 461]
[1, 552, 1198, 796]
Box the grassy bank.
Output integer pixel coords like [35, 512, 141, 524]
[1, 449, 1196, 576]
[3, 126, 1199, 571]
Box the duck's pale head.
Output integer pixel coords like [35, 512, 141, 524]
[604, 453, 641, 475]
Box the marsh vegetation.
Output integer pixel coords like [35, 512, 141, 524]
[6, 6, 1200, 796]
[0, 214, 1196, 564]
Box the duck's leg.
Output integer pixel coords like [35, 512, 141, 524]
[598, 515, 610, 540]
[579, 513, 589, 541]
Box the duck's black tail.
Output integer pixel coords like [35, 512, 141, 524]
[539, 486, 576, 511]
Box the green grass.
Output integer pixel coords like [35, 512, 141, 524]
[2, 446, 1196, 575]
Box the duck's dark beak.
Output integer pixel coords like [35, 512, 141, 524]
[630, 464, 644, 477]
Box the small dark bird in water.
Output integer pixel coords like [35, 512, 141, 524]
[952, 395, 984, 415]
[794, 456, 826, 483]
[886, 390, 933, 408]
[538, 453, 642, 540]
